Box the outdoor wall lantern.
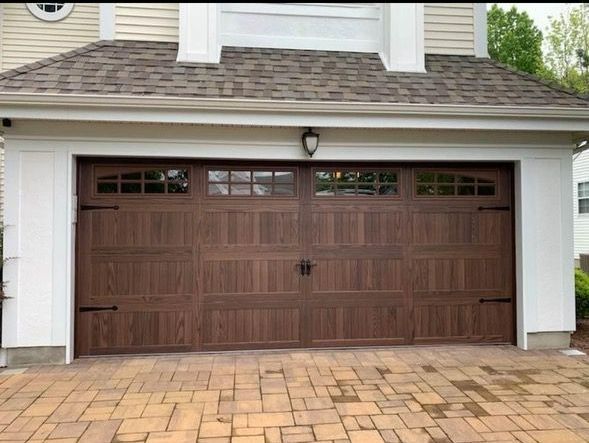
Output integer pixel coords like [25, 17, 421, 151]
[302, 127, 320, 157]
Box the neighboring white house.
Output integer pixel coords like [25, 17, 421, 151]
[574, 151, 589, 262]
[0, 3, 587, 366]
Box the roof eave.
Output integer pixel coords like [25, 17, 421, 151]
[0, 93, 588, 132]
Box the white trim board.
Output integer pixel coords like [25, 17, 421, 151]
[0, 94, 588, 132]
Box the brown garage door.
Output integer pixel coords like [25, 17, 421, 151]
[76, 160, 513, 356]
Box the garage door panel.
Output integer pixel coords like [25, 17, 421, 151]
[310, 305, 408, 345]
[412, 212, 506, 245]
[91, 259, 193, 297]
[413, 258, 504, 291]
[202, 306, 301, 349]
[312, 211, 405, 245]
[414, 303, 512, 343]
[90, 211, 194, 247]
[204, 210, 300, 246]
[312, 259, 403, 292]
[88, 310, 193, 353]
[203, 259, 301, 295]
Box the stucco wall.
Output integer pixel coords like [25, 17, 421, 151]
[0, 122, 575, 361]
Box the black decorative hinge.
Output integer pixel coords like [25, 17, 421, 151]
[479, 297, 511, 304]
[478, 206, 510, 211]
[80, 205, 120, 211]
[79, 305, 119, 312]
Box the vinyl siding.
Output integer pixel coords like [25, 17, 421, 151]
[424, 3, 475, 56]
[115, 3, 179, 42]
[0, 3, 100, 72]
[574, 151, 589, 259]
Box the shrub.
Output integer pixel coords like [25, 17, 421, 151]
[575, 268, 589, 318]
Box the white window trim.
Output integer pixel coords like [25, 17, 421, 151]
[26, 3, 74, 22]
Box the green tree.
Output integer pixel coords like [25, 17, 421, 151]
[487, 4, 544, 74]
[544, 4, 589, 94]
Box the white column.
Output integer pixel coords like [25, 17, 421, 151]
[381, 3, 425, 73]
[177, 3, 220, 64]
[474, 3, 489, 58]
[517, 156, 575, 348]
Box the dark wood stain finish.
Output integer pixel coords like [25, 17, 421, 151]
[76, 160, 514, 356]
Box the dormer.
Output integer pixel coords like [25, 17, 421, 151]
[176, 3, 488, 72]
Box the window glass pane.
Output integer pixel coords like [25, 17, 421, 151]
[168, 169, 188, 181]
[145, 182, 165, 193]
[416, 173, 435, 183]
[168, 183, 189, 194]
[337, 184, 356, 195]
[378, 185, 398, 196]
[437, 185, 455, 195]
[379, 172, 397, 183]
[253, 171, 273, 183]
[209, 184, 228, 196]
[417, 184, 435, 195]
[144, 170, 165, 181]
[315, 183, 334, 195]
[457, 175, 475, 184]
[580, 198, 589, 214]
[579, 182, 589, 198]
[97, 182, 118, 193]
[253, 184, 272, 196]
[98, 174, 118, 180]
[231, 171, 251, 183]
[209, 170, 228, 182]
[274, 171, 294, 183]
[315, 171, 333, 182]
[357, 184, 377, 195]
[477, 185, 496, 196]
[273, 184, 295, 196]
[437, 174, 455, 183]
[231, 184, 251, 195]
[121, 172, 141, 180]
[358, 172, 377, 183]
[457, 185, 475, 195]
[336, 172, 357, 183]
[121, 183, 141, 193]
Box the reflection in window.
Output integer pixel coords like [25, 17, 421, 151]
[579, 182, 589, 214]
[314, 170, 399, 197]
[96, 167, 189, 194]
[207, 169, 296, 196]
[415, 171, 496, 197]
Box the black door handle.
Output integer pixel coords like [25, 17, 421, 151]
[478, 206, 510, 211]
[79, 305, 119, 312]
[297, 260, 307, 276]
[80, 205, 120, 211]
[479, 297, 511, 304]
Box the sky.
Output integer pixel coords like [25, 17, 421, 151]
[490, 3, 581, 33]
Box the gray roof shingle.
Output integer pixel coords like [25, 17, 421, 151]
[0, 40, 587, 108]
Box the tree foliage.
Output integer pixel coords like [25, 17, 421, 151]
[487, 4, 544, 74]
[544, 4, 589, 94]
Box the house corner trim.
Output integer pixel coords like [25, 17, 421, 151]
[380, 3, 425, 73]
[474, 3, 489, 58]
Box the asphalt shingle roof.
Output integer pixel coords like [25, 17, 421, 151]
[0, 40, 587, 108]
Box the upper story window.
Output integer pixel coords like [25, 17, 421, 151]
[26, 3, 74, 22]
[579, 182, 589, 214]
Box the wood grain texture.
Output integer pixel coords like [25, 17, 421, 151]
[76, 160, 514, 356]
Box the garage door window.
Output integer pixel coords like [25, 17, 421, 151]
[96, 167, 189, 195]
[314, 170, 399, 197]
[415, 171, 496, 197]
[207, 168, 296, 196]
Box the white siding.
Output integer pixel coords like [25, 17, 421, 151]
[115, 3, 179, 42]
[424, 3, 475, 56]
[0, 3, 100, 72]
[573, 151, 589, 258]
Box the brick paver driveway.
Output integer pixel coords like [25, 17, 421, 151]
[0, 346, 588, 443]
